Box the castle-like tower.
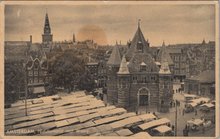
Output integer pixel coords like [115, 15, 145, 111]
[106, 21, 173, 113]
[106, 44, 121, 105]
[42, 12, 53, 44]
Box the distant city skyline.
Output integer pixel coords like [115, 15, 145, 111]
[5, 4, 215, 46]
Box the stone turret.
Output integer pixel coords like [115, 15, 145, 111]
[106, 45, 122, 105]
[158, 56, 173, 112]
[117, 55, 130, 108]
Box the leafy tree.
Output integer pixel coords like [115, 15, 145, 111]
[50, 49, 85, 92]
[5, 62, 25, 103]
[78, 70, 96, 92]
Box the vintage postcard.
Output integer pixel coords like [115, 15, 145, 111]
[0, 1, 219, 139]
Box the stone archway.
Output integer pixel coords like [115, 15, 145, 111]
[137, 87, 150, 114]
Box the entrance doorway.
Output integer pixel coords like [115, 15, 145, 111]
[137, 87, 150, 114]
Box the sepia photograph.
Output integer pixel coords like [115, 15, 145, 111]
[2, 1, 219, 138]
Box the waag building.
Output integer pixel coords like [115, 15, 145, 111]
[106, 22, 173, 113]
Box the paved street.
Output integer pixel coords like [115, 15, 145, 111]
[157, 106, 215, 136]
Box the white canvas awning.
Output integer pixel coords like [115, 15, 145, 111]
[138, 113, 157, 121]
[132, 132, 151, 137]
[187, 119, 204, 126]
[138, 118, 171, 130]
[187, 102, 198, 107]
[200, 103, 215, 108]
[153, 125, 172, 133]
[33, 86, 45, 94]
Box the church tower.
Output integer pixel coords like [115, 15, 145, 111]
[42, 12, 53, 44]
[106, 44, 121, 105]
[158, 44, 173, 112]
[117, 55, 130, 108]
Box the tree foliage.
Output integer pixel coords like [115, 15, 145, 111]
[5, 62, 25, 103]
[49, 49, 86, 92]
[78, 70, 96, 92]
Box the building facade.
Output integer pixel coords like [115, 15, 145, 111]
[26, 43, 50, 98]
[106, 23, 173, 113]
[184, 70, 215, 99]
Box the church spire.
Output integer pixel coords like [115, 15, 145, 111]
[44, 12, 51, 34]
[42, 11, 53, 44]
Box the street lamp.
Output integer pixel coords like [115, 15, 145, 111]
[23, 62, 28, 116]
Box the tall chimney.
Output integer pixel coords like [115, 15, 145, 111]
[73, 33, 76, 43]
[30, 35, 32, 43]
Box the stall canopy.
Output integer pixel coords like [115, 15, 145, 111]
[138, 118, 170, 130]
[132, 132, 151, 137]
[153, 125, 171, 134]
[200, 103, 215, 108]
[187, 102, 198, 107]
[33, 86, 45, 94]
[187, 119, 204, 126]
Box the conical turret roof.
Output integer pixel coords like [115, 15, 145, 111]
[157, 41, 174, 65]
[159, 59, 171, 74]
[118, 55, 129, 74]
[107, 45, 121, 66]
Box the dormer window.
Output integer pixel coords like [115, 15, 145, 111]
[140, 62, 146, 72]
[137, 41, 143, 52]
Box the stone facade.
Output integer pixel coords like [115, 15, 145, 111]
[106, 23, 173, 113]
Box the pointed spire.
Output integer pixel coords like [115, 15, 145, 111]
[159, 60, 171, 74]
[107, 45, 121, 66]
[44, 12, 51, 34]
[118, 55, 129, 74]
[138, 19, 141, 28]
[158, 41, 173, 65]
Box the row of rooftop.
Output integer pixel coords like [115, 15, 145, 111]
[5, 91, 172, 136]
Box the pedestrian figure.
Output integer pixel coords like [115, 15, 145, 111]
[172, 125, 175, 131]
[182, 109, 185, 116]
[186, 128, 189, 136]
[183, 129, 186, 136]
[185, 124, 188, 130]
[195, 109, 197, 116]
[168, 123, 171, 127]
[170, 101, 172, 107]
[202, 126, 205, 134]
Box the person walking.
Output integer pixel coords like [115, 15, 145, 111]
[202, 125, 205, 134]
[195, 109, 197, 116]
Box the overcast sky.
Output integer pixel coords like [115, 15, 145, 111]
[5, 4, 215, 46]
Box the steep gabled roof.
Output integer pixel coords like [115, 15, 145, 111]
[157, 41, 174, 65]
[118, 55, 129, 74]
[128, 53, 159, 73]
[125, 22, 149, 60]
[107, 45, 121, 66]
